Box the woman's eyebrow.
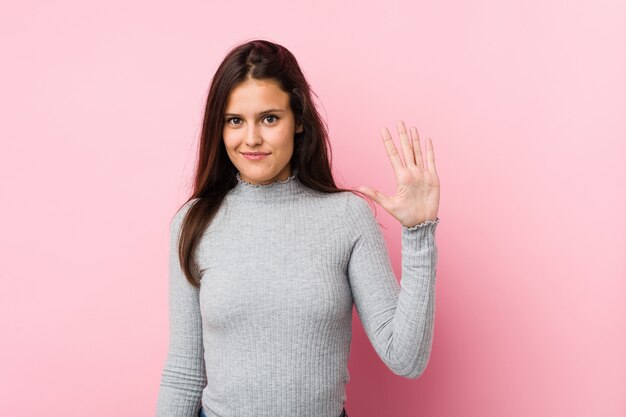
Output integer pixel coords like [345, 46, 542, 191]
[224, 109, 286, 117]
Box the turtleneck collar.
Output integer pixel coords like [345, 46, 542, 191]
[228, 169, 306, 202]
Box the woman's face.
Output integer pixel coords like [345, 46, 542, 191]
[222, 77, 303, 185]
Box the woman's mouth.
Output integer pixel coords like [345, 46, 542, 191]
[241, 152, 269, 161]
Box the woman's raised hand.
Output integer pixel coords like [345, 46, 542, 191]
[357, 120, 440, 228]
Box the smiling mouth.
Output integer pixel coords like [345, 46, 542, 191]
[241, 152, 270, 161]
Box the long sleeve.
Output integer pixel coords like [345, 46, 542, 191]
[345, 195, 440, 379]
[156, 201, 207, 417]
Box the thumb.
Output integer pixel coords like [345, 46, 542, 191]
[357, 185, 374, 199]
[358, 185, 390, 208]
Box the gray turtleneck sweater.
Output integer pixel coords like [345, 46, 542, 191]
[156, 172, 440, 417]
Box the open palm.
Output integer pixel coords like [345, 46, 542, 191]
[358, 120, 440, 228]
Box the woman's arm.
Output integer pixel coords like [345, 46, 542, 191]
[345, 194, 439, 378]
[156, 201, 206, 417]
[348, 120, 441, 378]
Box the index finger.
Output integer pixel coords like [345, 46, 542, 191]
[381, 126, 403, 179]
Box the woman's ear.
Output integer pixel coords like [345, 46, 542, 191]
[296, 122, 304, 133]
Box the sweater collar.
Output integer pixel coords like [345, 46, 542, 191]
[228, 169, 305, 201]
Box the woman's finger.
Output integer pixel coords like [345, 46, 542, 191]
[358, 185, 393, 212]
[380, 126, 403, 179]
[410, 127, 424, 170]
[426, 137, 437, 174]
[396, 120, 415, 167]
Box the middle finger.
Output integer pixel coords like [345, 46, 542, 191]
[396, 120, 415, 167]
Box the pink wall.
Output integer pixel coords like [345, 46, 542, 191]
[1, 1, 624, 416]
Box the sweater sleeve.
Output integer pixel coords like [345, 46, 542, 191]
[156, 200, 206, 417]
[344, 194, 440, 379]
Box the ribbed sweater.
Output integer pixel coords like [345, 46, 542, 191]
[156, 171, 440, 417]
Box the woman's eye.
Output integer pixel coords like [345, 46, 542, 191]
[226, 117, 241, 125]
[264, 115, 278, 124]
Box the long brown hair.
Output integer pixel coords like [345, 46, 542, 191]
[176, 39, 372, 288]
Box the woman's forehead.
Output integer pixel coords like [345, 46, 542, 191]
[225, 79, 290, 114]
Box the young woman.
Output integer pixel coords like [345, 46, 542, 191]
[156, 39, 441, 417]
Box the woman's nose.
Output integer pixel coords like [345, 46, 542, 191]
[245, 125, 262, 145]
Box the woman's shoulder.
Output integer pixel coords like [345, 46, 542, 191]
[343, 190, 375, 215]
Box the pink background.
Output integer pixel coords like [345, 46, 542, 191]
[1, 1, 624, 416]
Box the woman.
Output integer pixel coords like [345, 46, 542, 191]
[156, 39, 440, 417]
